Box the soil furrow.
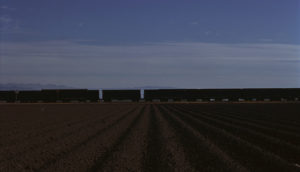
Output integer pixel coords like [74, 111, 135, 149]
[0, 104, 119, 145]
[88, 105, 146, 172]
[180, 104, 300, 134]
[176, 104, 300, 145]
[189, 103, 300, 129]
[152, 104, 195, 172]
[202, 105, 300, 134]
[0, 105, 134, 164]
[171, 104, 300, 164]
[0, 105, 139, 171]
[39, 105, 143, 172]
[1, 103, 299, 172]
[142, 105, 171, 171]
[163, 104, 299, 172]
[157, 105, 249, 172]
[97, 105, 150, 171]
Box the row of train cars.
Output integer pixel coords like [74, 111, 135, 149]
[1, 88, 300, 103]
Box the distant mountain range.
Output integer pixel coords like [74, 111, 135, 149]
[0, 83, 177, 90]
[134, 86, 178, 89]
[0, 83, 75, 90]
[100, 86, 178, 90]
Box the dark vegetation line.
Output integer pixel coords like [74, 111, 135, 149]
[87, 105, 146, 172]
[171, 104, 300, 164]
[156, 104, 248, 172]
[142, 105, 171, 172]
[0, 105, 131, 165]
[35, 106, 141, 172]
[162, 104, 299, 172]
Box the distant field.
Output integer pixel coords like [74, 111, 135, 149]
[0, 103, 299, 172]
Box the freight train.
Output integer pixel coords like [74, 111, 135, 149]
[0, 89, 99, 103]
[0, 88, 300, 103]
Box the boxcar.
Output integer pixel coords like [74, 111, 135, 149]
[102, 90, 140, 102]
[41, 90, 59, 102]
[144, 89, 190, 101]
[58, 89, 89, 102]
[17, 91, 44, 102]
[86, 90, 100, 102]
[0, 91, 16, 102]
[144, 89, 244, 102]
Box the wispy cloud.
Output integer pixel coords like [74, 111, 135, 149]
[259, 38, 273, 42]
[189, 21, 199, 25]
[0, 15, 22, 33]
[1, 41, 299, 88]
[77, 22, 84, 27]
[0, 5, 21, 33]
[0, 15, 12, 23]
[0, 5, 16, 10]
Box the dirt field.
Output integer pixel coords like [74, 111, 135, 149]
[0, 103, 299, 172]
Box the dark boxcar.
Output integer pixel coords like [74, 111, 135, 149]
[144, 88, 300, 102]
[144, 89, 212, 101]
[242, 89, 284, 101]
[144, 89, 244, 102]
[144, 89, 186, 101]
[144, 89, 191, 101]
[38, 89, 100, 102]
[86, 90, 100, 102]
[17, 91, 44, 102]
[102, 90, 140, 102]
[195, 89, 243, 101]
[58, 89, 88, 102]
[282, 88, 300, 101]
[0, 91, 16, 102]
[41, 90, 59, 102]
[242, 89, 265, 101]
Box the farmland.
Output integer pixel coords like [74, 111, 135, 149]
[0, 103, 300, 171]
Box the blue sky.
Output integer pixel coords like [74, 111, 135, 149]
[1, 0, 300, 88]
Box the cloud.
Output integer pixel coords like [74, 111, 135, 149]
[0, 5, 16, 10]
[1, 5, 9, 9]
[0, 15, 22, 33]
[0, 15, 12, 23]
[0, 40, 299, 88]
[78, 22, 84, 27]
[0, 5, 21, 33]
[189, 21, 199, 25]
[259, 38, 273, 42]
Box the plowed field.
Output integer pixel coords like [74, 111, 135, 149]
[0, 103, 300, 172]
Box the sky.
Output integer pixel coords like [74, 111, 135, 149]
[0, 0, 300, 89]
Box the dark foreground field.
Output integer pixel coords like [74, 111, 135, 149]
[0, 103, 300, 172]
